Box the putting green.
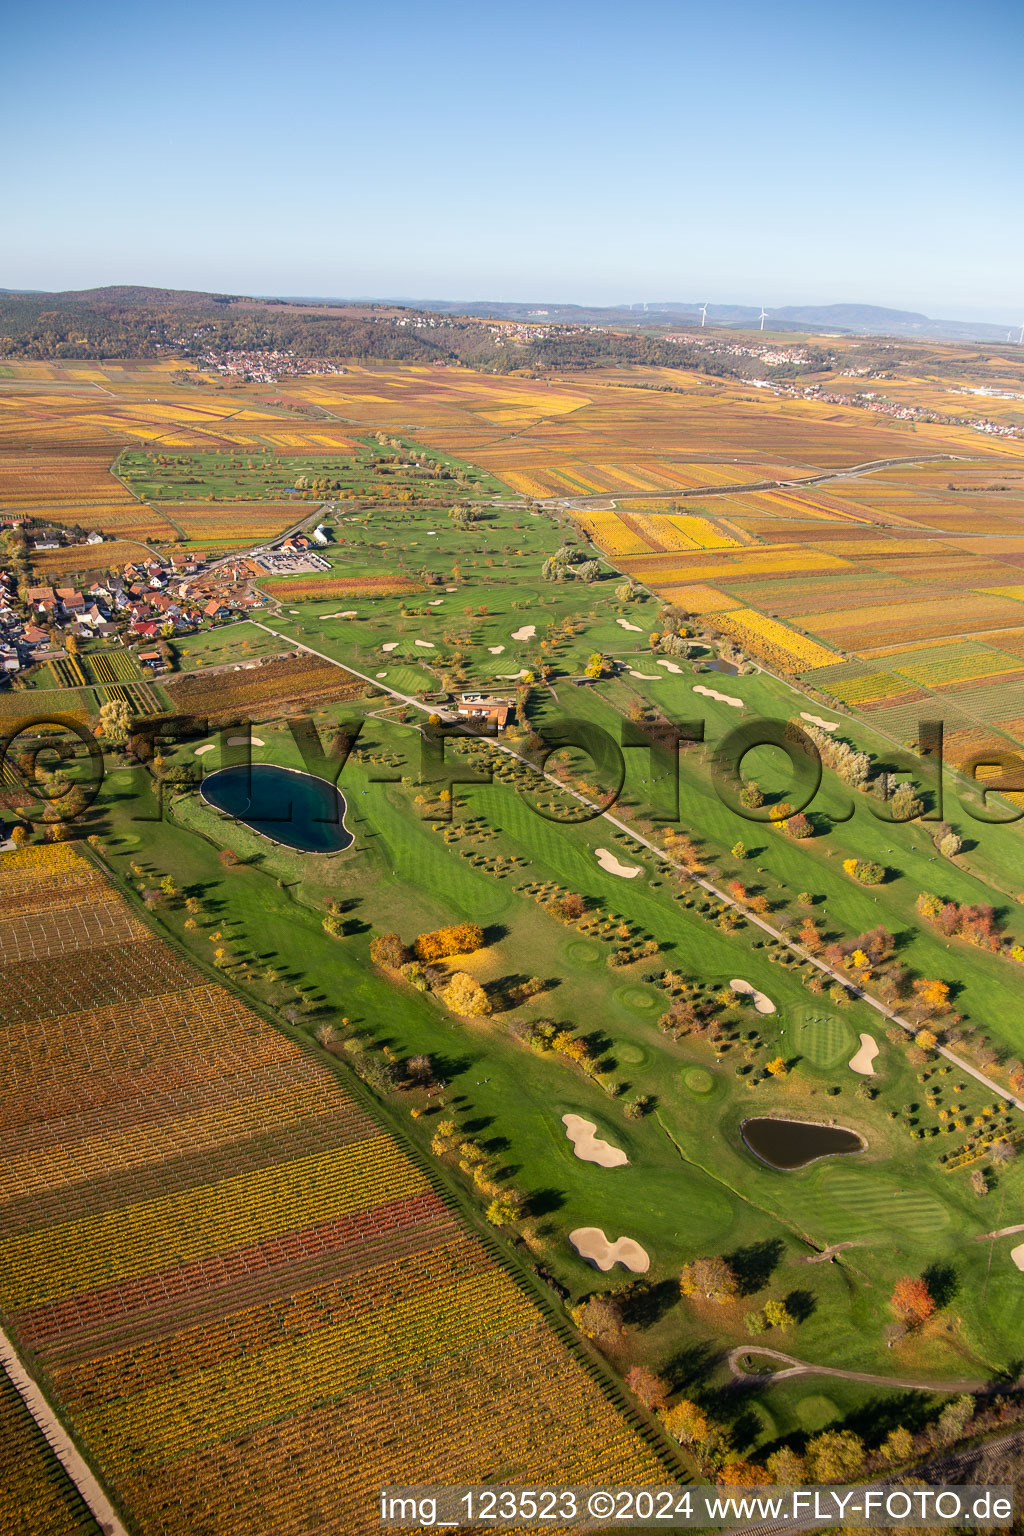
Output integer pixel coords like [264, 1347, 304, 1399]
[795, 1009, 853, 1069]
[616, 1042, 647, 1066]
[683, 1067, 714, 1095]
[564, 939, 603, 966]
[616, 985, 657, 1010]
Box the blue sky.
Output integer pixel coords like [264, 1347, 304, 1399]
[2, 0, 1021, 320]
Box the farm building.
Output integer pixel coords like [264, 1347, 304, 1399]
[455, 693, 512, 732]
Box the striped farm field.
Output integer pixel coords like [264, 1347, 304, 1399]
[802, 665, 925, 706]
[0, 846, 669, 1534]
[620, 547, 852, 586]
[712, 608, 838, 672]
[886, 642, 1024, 690]
[85, 650, 140, 685]
[815, 1169, 951, 1239]
[628, 513, 697, 550]
[659, 582, 740, 613]
[665, 514, 742, 549]
[0, 689, 92, 724]
[575, 510, 652, 556]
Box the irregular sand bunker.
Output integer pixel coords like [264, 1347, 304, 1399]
[1012, 1243, 1024, 1272]
[628, 668, 661, 679]
[415, 639, 435, 649]
[382, 641, 399, 652]
[617, 618, 643, 632]
[694, 684, 742, 708]
[511, 624, 536, 641]
[562, 1114, 628, 1168]
[320, 610, 358, 619]
[227, 735, 265, 748]
[801, 712, 839, 731]
[595, 847, 643, 878]
[498, 668, 531, 680]
[194, 744, 216, 756]
[571, 1227, 649, 1274]
[849, 1033, 879, 1074]
[488, 645, 505, 654]
[730, 978, 776, 1014]
[656, 658, 683, 674]
[429, 598, 443, 605]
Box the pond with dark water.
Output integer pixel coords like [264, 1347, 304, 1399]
[201, 764, 353, 853]
[741, 1116, 864, 1170]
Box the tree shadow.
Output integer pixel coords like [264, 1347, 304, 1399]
[842, 1391, 938, 1445]
[726, 1238, 785, 1296]
[664, 1339, 720, 1393]
[525, 1187, 565, 1217]
[784, 1288, 816, 1323]
[617, 1279, 679, 1330]
[923, 1262, 958, 1308]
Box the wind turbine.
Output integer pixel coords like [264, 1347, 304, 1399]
[759, 306, 767, 332]
[699, 303, 709, 327]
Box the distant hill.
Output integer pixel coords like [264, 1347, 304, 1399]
[402, 296, 1017, 343]
[0, 283, 1016, 361]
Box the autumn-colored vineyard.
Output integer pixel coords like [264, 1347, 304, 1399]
[0, 846, 667, 1533]
[163, 653, 363, 720]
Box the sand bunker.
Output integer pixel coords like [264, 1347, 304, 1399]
[415, 639, 435, 649]
[446, 586, 457, 591]
[570, 1227, 650, 1274]
[595, 847, 642, 878]
[194, 744, 215, 757]
[227, 735, 265, 747]
[730, 979, 776, 1014]
[849, 1034, 879, 1075]
[656, 658, 683, 674]
[562, 1114, 628, 1168]
[375, 671, 388, 678]
[628, 668, 661, 679]
[429, 598, 443, 605]
[801, 712, 839, 731]
[382, 642, 399, 652]
[488, 645, 505, 654]
[694, 684, 742, 708]
[1012, 1244, 1024, 1272]
[617, 618, 643, 632]
[511, 624, 536, 641]
[498, 668, 531, 680]
[320, 610, 357, 620]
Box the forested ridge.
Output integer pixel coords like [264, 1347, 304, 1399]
[0, 285, 734, 376]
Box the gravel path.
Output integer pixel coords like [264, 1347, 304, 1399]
[0, 1323, 127, 1534]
